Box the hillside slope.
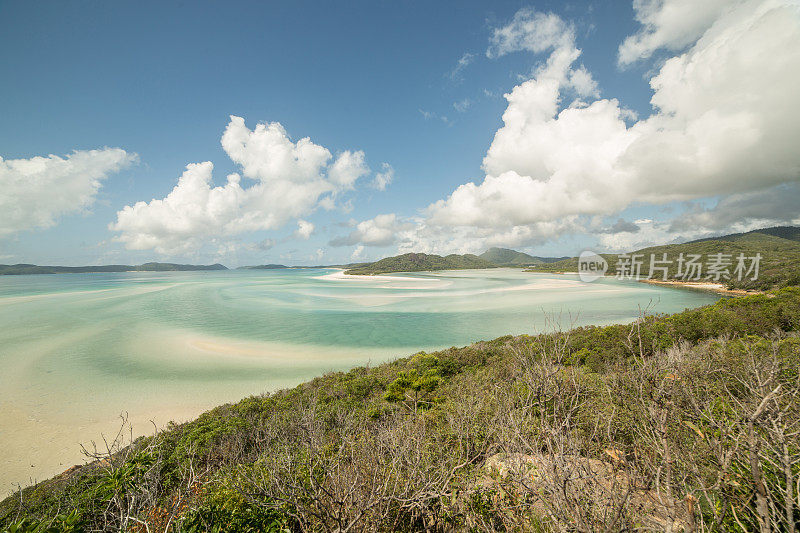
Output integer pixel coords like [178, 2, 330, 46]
[344, 252, 496, 275]
[479, 247, 542, 266]
[480, 247, 569, 266]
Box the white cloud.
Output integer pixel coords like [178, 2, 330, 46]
[419, 2, 800, 250]
[0, 148, 135, 237]
[618, 0, 743, 66]
[448, 52, 475, 81]
[419, 109, 453, 125]
[295, 219, 314, 239]
[487, 8, 575, 59]
[351, 245, 364, 260]
[396, 217, 583, 255]
[327, 150, 369, 189]
[111, 116, 374, 254]
[329, 213, 407, 247]
[372, 163, 394, 191]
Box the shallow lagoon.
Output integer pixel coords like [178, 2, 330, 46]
[0, 268, 719, 492]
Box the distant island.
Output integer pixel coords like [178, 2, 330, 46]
[0, 262, 228, 275]
[343, 250, 570, 275]
[343, 252, 496, 275]
[236, 264, 288, 270]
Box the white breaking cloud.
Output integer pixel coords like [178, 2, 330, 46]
[0, 148, 136, 238]
[111, 116, 377, 254]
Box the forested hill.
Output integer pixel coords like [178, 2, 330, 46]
[478, 247, 569, 266]
[526, 225, 800, 290]
[0, 263, 228, 275]
[344, 253, 496, 275]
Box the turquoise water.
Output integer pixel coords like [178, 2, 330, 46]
[0, 268, 719, 492]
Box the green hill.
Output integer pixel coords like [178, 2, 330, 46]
[344, 252, 496, 275]
[526, 226, 800, 290]
[3, 288, 799, 531]
[0, 262, 228, 275]
[480, 247, 541, 265]
[480, 247, 569, 266]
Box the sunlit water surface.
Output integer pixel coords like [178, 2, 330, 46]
[0, 268, 719, 492]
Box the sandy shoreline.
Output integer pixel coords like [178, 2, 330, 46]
[637, 278, 762, 296]
[526, 268, 761, 297]
[314, 268, 442, 283]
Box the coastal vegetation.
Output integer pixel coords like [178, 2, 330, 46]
[2, 288, 799, 531]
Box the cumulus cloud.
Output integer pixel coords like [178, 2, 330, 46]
[328, 150, 369, 189]
[295, 219, 314, 239]
[487, 8, 575, 59]
[111, 116, 375, 254]
[372, 163, 394, 191]
[618, 0, 743, 66]
[329, 213, 408, 247]
[0, 148, 135, 237]
[419, 1, 800, 251]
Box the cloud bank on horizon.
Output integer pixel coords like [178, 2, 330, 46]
[1, 0, 799, 261]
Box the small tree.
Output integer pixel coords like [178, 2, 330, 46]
[384, 368, 442, 414]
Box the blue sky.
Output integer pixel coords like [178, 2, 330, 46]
[1, 1, 798, 266]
